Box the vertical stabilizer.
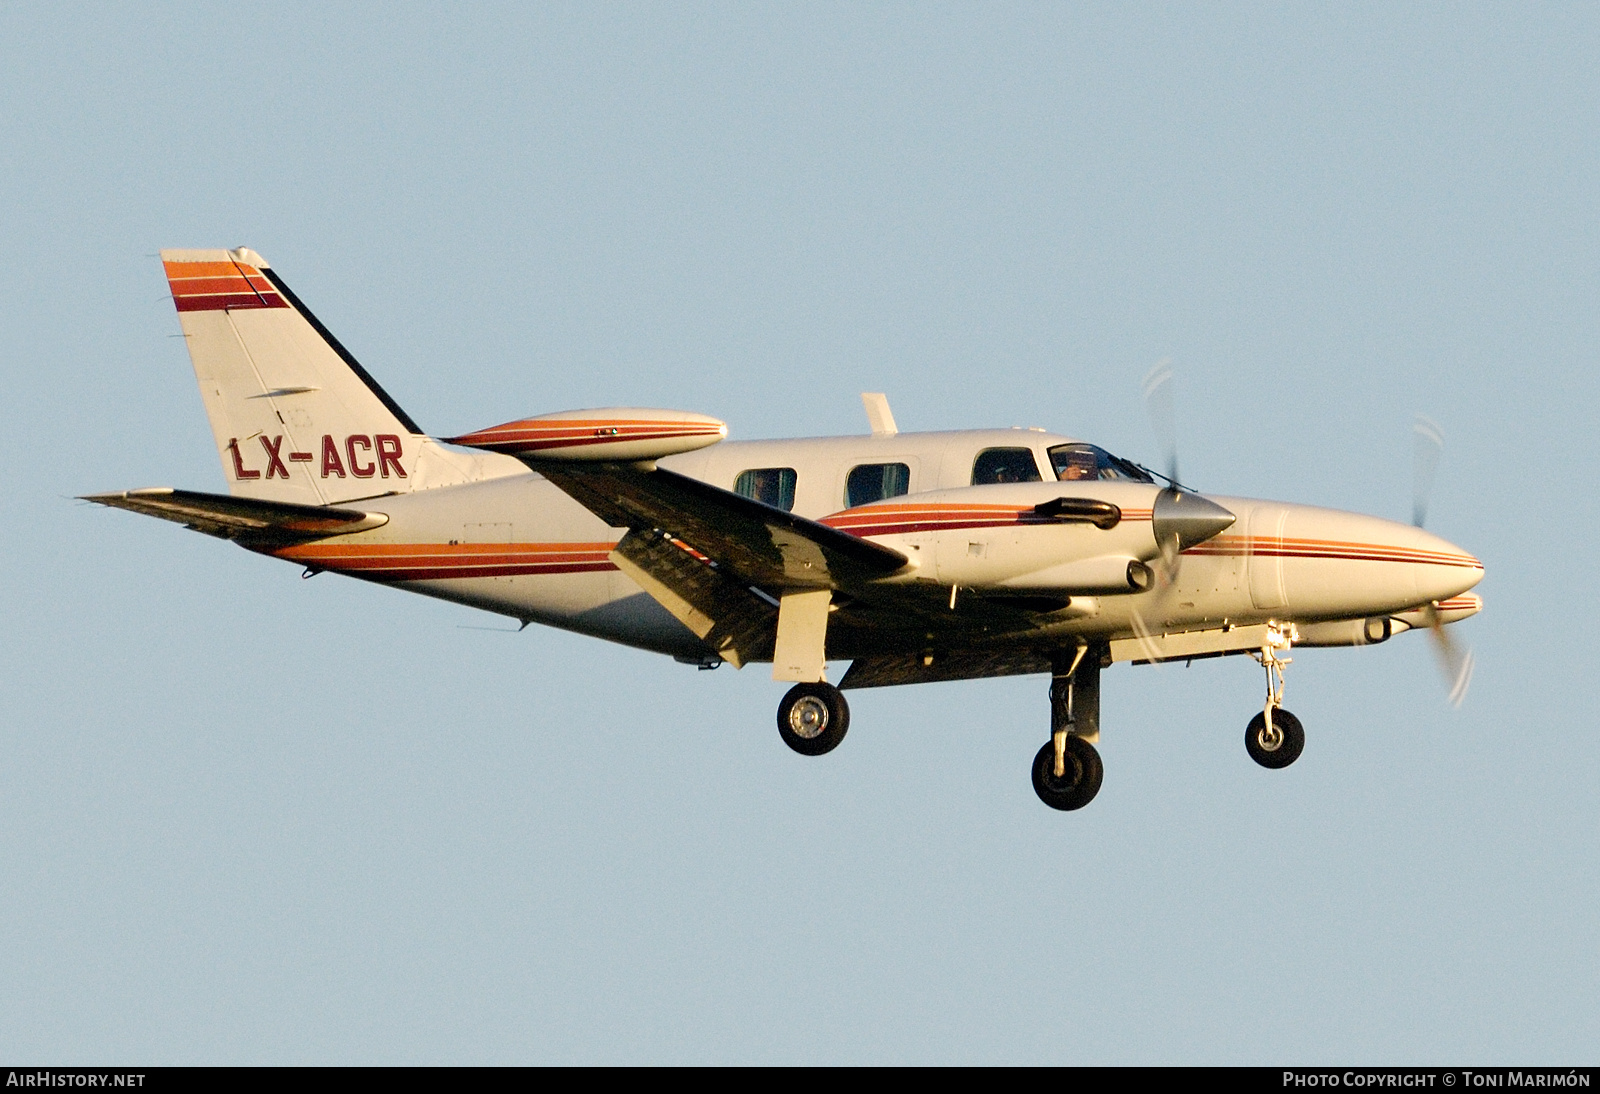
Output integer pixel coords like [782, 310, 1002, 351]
[162, 248, 502, 503]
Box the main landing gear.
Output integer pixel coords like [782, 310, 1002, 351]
[1031, 643, 1105, 811]
[1032, 736, 1102, 811]
[776, 682, 849, 756]
[1247, 622, 1305, 769]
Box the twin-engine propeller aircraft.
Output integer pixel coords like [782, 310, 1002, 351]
[87, 248, 1484, 811]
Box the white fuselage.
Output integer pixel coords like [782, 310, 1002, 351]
[264, 427, 1483, 664]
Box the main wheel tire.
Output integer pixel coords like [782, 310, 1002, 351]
[1245, 708, 1305, 769]
[1031, 735, 1104, 811]
[777, 683, 850, 756]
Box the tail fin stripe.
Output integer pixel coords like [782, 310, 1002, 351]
[165, 259, 289, 313]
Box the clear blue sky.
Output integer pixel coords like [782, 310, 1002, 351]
[2, 2, 1595, 1063]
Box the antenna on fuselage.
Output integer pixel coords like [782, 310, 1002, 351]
[861, 393, 898, 436]
[1139, 359, 1188, 587]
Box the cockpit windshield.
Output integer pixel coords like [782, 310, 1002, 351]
[1046, 443, 1155, 484]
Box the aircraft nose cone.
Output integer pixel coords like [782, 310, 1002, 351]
[1152, 489, 1236, 552]
[1414, 529, 1485, 603]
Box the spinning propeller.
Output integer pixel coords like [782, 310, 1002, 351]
[1412, 415, 1475, 707]
[1128, 362, 1235, 662]
[1141, 358, 1181, 491]
[1138, 361, 1231, 585]
[1129, 370, 1472, 707]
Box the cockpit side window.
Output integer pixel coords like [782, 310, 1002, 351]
[971, 447, 1044, 485]
[1046, 443, 1154, 483]
[845, 462, 910, 508]
[734, 467, 797, 511]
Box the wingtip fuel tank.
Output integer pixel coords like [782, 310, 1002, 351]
[448, 408, 728, 462]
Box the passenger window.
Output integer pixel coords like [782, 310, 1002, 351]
[734, 467, 797, 511]
[971, 447, 1043, 485]
[845, 462, 910, 508]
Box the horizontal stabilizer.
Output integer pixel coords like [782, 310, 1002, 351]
[82, 488, 388, 543]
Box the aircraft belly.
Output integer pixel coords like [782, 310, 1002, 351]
[264, 470, 713, 659]
[394, 571, 707, 657]
[398, 571, 609, 617]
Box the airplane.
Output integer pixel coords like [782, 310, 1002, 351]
[85, 248, 1484, 811]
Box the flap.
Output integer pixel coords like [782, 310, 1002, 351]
[609, 529, 777, 668]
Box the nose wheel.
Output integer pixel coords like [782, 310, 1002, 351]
[1246, 622, 1305, 768]
[1246, 708, 1304, 768]
[776, 682, 849, 756]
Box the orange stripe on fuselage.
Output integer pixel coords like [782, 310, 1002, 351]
[822, 502, 1153, 538]
[273, 541, 619, 582]
[1184, 534, 1481, 568]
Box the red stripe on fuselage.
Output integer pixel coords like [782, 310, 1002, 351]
[822, 504, 1153, 538]
[1183, 535, 1481, 568]
[273, 542, 619, 582]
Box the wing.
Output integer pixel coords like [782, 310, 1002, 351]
[537, 464, 911, 591]
[609, 526, 778, 669]
[533, 463, 925, 674]
[81, 488, 388, 544]
[538, 463, 1073, 665]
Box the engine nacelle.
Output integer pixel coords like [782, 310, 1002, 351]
[1293, 617, 1393, 647]
[447, 408, 727, 462]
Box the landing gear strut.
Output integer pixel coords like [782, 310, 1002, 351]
[1246, 622, 1304, 768]
[1032, 643, 1105, 811]
[777, 682, 849, 756]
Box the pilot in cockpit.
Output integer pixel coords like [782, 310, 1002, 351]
[1056, 446, 1100, 481]
[1048, 442, 1156, 484]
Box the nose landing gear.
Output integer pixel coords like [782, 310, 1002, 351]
[1247, 622, 1304, 769]
[1246, 708, 1304, 768]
